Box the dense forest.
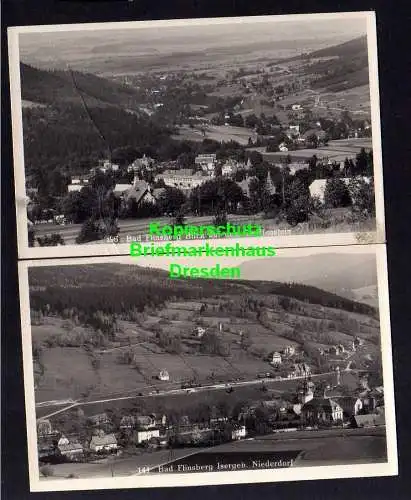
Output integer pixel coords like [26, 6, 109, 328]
[21, 63, 145, 108]
[22, 104, 173, 173]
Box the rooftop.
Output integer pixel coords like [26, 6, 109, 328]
[90, 434, 117, 446]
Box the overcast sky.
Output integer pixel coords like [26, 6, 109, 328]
[19, 15, 367, 65]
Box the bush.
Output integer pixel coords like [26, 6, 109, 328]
[40, 465, 54, 477]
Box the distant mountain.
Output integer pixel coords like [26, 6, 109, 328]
[302, 36, 369, 92]
[239, 253, 377, 304]
[20, 63, 144, 109]
[307, 35, 367, 59]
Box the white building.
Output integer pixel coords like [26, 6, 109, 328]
[136, 429, 160, 444]
[67, 178, 89, 193]
[231, 425, 247, 440]
[101, 160, 119, 172]
[113, 178, 157, 205]
[195, 326, 206, 338]
[302, 398, 344, 423]
[158, 369, 170, 381]
[195, 154, 217, 173]
[221, 160, 239, 176]
[292, 104, 302, 111]
[127, 154, 155, 173]
[89, 433, 118, 452]
[156, 169, 212, 190]
[279, 142, 288, 152]
[309, 177, 371, 203]
[271, 352, 282, 365]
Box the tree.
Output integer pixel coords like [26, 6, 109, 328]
[200, 331, 230, 356]
[36, 233, 65, 246]
[305, 133, 319, 148]
[28, 225, 36, 247]
[158, 187, 186, 216]
[284, 178, 311, 226]
[349, 177, 375, 217]
[213, 210, 227, 226]
[61, 189, 94, 224]
[75, 217, 103, 244]
[324, 178, 352, 208]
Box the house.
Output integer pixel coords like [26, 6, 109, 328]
[135, 415, 156, 429]
[57, 435, 69, 447]
[302, 398, 344, 423]
[288, 125, 300, 137]
[58, 442, 84, 458]
[88, 413, 110, 426]
[353, 413, 385, 428]
[37, 419, 53, 437]
[283, 345, 296, 356]
[158, 369, 170, 382]
[156, 169, 212, 190]
[151, 187, 166, 202]
[195, 326, 206, 338]
[120, 416, 136, 429]
[127, 154, 155, 173]
[231, 424, 247, 440]
[297, 381, 315, 404]
[354, 336, 364, 347]
[114, 178, 157, 205]
[333, 397, 363, 418]
[329, 345, 344, 356]
[67, 178, 89, 193]
[221, 160, 238, 176]
[271, 352, 282, 365]
[101, 160, 119, 172]
[136, 428, 160, 444]
[279, 142, 288, 152]
[195, 154, 216, 173]
[89, 433, 118, 452]
[291, 104, 302, 111]
[289, 363, 311, 378]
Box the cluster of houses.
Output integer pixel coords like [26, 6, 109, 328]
[242, 368, 385, 430]
[36, 360, 385, 466]
[37, 410, 248, 463]
[64, 150, 371, 211]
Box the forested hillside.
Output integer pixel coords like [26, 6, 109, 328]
[303, 36, 369, 92]
[20, 63, 175, 174]
[20, 63, 144, 108]
[29, 264, 377, 318]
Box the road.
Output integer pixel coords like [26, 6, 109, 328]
[36, 369, 360, 420]
[33, 214, 260, 246]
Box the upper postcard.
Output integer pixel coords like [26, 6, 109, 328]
[8, 12, 386, 259]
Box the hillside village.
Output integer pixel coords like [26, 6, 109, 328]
[30, 265, 386, 475]
[20, 35, 376, 246]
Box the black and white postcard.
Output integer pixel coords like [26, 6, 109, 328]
[18, 242, 397, 491]
[8, 12, 385, 258]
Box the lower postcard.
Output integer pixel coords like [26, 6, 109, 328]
[17, 239, 397, 491]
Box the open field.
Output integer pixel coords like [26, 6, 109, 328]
[36, 368, 363, 421]
[172, 124, 256, 145]
[253, 137, 373, 163]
